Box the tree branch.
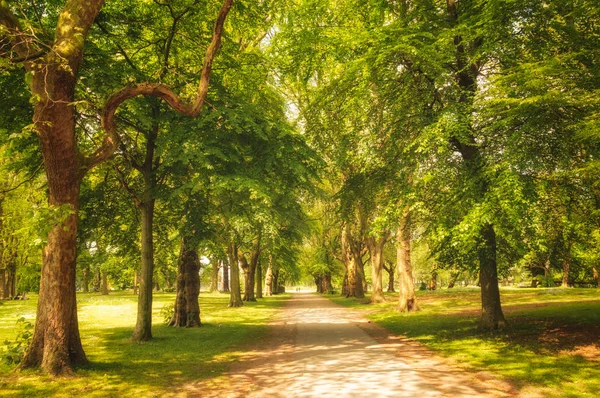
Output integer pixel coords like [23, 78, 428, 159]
[85, 0, 234, 171]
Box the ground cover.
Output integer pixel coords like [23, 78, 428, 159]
[327, 287, 600, 398]
[0, 291, 287, 397]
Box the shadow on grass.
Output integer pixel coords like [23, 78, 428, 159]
[330, 290, 600, 397]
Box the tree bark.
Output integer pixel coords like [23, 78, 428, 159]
[447, 270, 460, 289]
[562, 246, 571, 288]
[242, 241, 260, 302]
[593, 266, 600, 287]
[478, 224, 506, 329]
[366, 235, 387, 303]
[133, 200, 155, 341]
[209, 261, 219, 293]
[255, 260, 263, 298]
[428, 264, 437, 290]
[221, 260, 230, 292]
[341, 224, 365, 298]
[227, 242, 243, 307]
[169, 238, 201, 327]
[133, 272, 139, 295]
[101, 270, 108, 295]
[397, 209, 418, 312]
[384, 261, 396, 292]
[264, 255, 273, 297]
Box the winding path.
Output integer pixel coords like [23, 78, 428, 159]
[196, 293, 514, 397]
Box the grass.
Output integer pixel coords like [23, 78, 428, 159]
[0, 291, 288, 397]
[326, 287, 600, 398]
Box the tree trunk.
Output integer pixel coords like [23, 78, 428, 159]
[222, 260, 230, 292]
[428, 264, 437, 290]
[264, 255, 273, 296]
[169, 238, 201, 327]
[20, 182, 87, 375]
[133, 200, 155, 341]
[209, 262, 219, 293]
[101, 270, 108, 295]
[341, 271, 348, 296]
[272, 269, 280, 294]
[397, 209, 418, 312]
[562, 248, 571, 288]
[133, 272, 139, 295]
[384, 262, 396, 292]
[478, 224, 506, 329]
[0, 270, 6, 299]
[82, 267, 89, 293]
[593, 266, 600, 287]
[227, 242, 243, 307]
[447, 270, 460, 289]
[315, 276, 323, 293]
[242, 242, 260, 302]
[341, 225, 360, 298]
[366, 236, 386, 303]
[255, 260, 263, 299]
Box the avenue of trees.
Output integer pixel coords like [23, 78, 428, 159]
[1, 0, 599, 376]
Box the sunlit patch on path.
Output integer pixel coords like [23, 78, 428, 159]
[190, 293, 515, 397]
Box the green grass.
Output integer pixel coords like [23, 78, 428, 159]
[0, 291, 288, 397]
[327, 287, 600, 398]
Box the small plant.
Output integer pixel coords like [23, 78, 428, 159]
[160, 303, 174, 325]
[2, 317, 33, 365]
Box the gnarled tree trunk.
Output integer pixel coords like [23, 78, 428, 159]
[169, 238, 201, 327]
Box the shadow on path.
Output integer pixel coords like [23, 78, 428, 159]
[189, 293, 516, 397]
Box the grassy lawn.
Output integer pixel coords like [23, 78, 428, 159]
[327, 287, 600, 398]
[0, 291, 288, 397]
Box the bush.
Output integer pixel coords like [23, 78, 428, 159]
[160, 303, 174, 325]
[1, 317, 33, 365]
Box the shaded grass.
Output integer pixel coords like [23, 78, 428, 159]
[0, 291, 288, 397]
[327, 287, 600, 398]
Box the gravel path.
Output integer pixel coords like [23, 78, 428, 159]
[194, 293, 515, 397]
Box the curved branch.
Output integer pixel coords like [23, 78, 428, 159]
[85, 0, 234, 171]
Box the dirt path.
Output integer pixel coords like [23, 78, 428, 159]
[192, 293, 516, 397]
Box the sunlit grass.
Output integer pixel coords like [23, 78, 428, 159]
[0, 291, 288, 397]
[327, 287, 600, 397]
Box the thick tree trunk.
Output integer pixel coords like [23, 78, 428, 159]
[255, 261, 263, 299]
[341, 271, 348, 296]
[478, 224, 506, 329]
[242, 242, 260, 302]
[397, 210, 418, 312]
[20, 181, 87, 375]
[222, 260, 230, 292]
[342, 226, 358, 298]
[209, 262, 219, 293]
[227, 243, 243, 307]
[264, 256, 273, 296]
[447, 269, 460, 289]
[0, 271, 5, 299]
[593, 266, 600, 287]
[101, 270, 108, 295]
[169, 238, 201, 327]
[366, 236, 386, 303]
[133, 200, 155, 341]
[315, 276, 323, 293]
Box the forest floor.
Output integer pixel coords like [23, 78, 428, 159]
[328, 287, 600, 398]
[194, 292, 515, 397]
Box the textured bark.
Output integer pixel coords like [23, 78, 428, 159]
[242, 241, 260, 302]
[428, 264, 437, 290]
[447, 270, 460, 289]
[562, 249, 571, 288]
[0, 271, 5, 299]
[133, 272, 139, 295]
[341, 225, 365, 298]
[133, 200, 154, 341]
[366, 235, 387, 303]
[478, 224, 506, 329]
[169, 238, 201, 327]
[255, 261, 263, 299]
[227, 243, 243, 307]
[101, 270, 108, 295]
[264, 255, 273, 297]
[222, 260, 230, 292]
[397, 210, 418, 312]
[593, 267, 600, 287]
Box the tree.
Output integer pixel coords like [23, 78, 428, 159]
[0, 0, 232, 374]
